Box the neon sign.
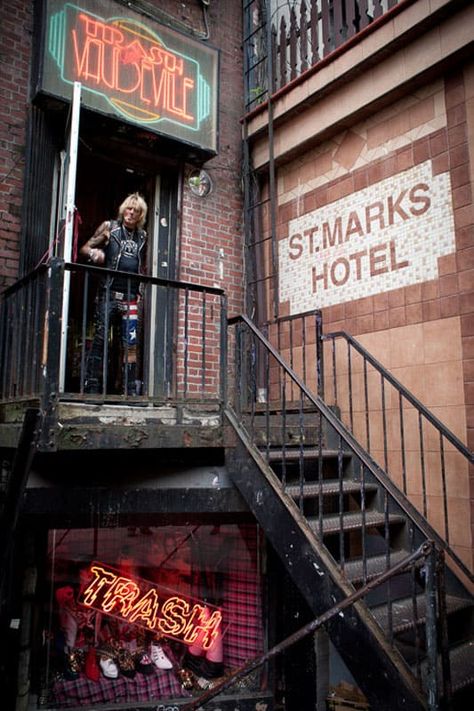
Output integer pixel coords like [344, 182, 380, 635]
[78, 562, 222, 650]
[40, 0, 218, 152]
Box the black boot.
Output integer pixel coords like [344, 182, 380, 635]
[124, 363, 137, 395]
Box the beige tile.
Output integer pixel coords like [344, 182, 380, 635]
[407, 493, 424, 518]
[335, 130, 365, 170]
[359, 330, 391, 367]
[446, 498, 472, 547]
[423, 316, 462, 363]
[428, 405, 467, 443]
[422, 361, 465, 407]
[389, 323, 425, 367]
[408, 95, 436, 129]
[404, 451, 424, 496]
[387, 449, 405, 491]
[444, 451, 471, 500]
[450, 546, 472, 572]
[392, 0, 431, 35]
[391, 365, 426, 403]
[396, 408, 425, 453]
[440, 4, 474, 57]
[402, 34, 441, 81]
[427, 496, 448, 539]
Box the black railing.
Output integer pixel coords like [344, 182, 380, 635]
[323, 331, 474, 575]
[227, 314, 473, 706]
[244, 0, 402, 111]
[181, 541, 440, 711]
[0, 258, 227, 407]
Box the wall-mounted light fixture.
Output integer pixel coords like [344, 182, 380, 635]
[187, 169, 213, 197]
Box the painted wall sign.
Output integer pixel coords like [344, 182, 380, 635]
[40, 0, 218, 152]
[278, 161, 456, 313]
[79, 562, 223, 649]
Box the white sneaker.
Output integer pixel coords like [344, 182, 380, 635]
[99, 656, 119, 679]
[150, 643, 173, 670]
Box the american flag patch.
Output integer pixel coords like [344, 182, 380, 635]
[122, 300, 138, 346]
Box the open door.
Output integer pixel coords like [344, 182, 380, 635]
[72, 146, 179, 398]
[146, 169, 179, 398]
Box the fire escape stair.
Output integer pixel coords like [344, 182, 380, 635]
[225, 407, 474, 710]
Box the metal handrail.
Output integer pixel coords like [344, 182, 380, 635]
[324, 330, 473, 462]
[0, 258, 227, 406]
[228, 313, 473, 583]
[182, 541, 438, 711]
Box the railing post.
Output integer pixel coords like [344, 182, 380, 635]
[38, 257, 64, 450]
[220, 293, 228, 410]
[425, 542, 440, 711]
[316, 309, 324, 399]
[436, 548, 452, 709]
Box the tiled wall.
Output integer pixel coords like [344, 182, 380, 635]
[267, 71, 473, 569]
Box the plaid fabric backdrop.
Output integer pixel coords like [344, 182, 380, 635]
[50, 524, 265, 707]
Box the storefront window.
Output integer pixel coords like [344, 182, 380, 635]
[40, 523, 265, 708]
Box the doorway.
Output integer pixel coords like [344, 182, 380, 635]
[71, 145, 180, 398]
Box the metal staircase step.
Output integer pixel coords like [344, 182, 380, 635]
[266, 447, 350, 462]
[310, 510, 406, 535]
[371, 595, 473, 635]
[444, 641, 474, 693]
[285, 479, 378, 499]
[342, 550, 408, 584]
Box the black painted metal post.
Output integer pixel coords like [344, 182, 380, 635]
[316, 309, 324, 399]
[220, 293, 228, 410]
[436, 548, 452, 709]
[38, 258, 64, 450]
[425, 543, 440, 711]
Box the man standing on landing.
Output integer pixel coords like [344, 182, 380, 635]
[80, 192, 147, 395]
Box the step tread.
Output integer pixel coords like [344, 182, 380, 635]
[371, 594, 473, 634]
[266, 447, 350, 462]
[416, 640, 474, 694]
[342, 550, 408, 583]
[309, 510, 406, 534]
[445, 641, 474, 693]
[285, 479, 378, 498]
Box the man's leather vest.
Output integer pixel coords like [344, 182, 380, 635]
[104, 220, 146, 273]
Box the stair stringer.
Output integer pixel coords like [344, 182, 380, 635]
[225, 411, 428, 711]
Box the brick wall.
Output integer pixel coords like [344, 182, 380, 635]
[177, 0, 245, 320]
[0, 0, 32, 288]
[0, 0, 245, 314]
[258, 69, 474, 567]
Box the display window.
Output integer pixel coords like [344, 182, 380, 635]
[39, 523, 266, 708]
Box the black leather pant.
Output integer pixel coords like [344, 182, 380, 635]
[84, 291, 140, 393]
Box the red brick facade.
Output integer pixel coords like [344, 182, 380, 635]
[0, 0, 33, 288]
[0, 0, 245, 318]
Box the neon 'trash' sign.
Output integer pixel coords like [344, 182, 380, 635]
[79, 562, 222, 650]
[41, 0, 218, 152]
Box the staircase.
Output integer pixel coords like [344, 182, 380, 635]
[226, 315, 474, 710]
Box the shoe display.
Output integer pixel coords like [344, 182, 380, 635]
[99, 656, 119, 679]
[200, 658, 224, 679]
[117, 648, 136, 678]
[134, 650, 154, 675]
[176, 668, 195, 690]
[63, 649, 84, 680]
[84, 647, 100, 682]
[183, 651, 204, 675]
[150, 643, 173, 670]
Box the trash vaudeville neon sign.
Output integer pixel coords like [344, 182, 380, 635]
[41, 0, 218, 153]
[78, 562, 222, 650]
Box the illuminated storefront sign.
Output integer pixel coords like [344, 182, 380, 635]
[279, 161, 456, 313]
[40, 0, 218, 152]
[79, 562, 222, 650]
